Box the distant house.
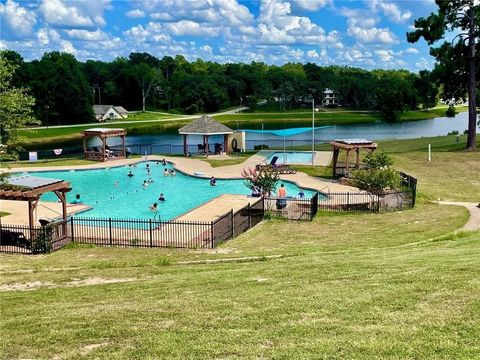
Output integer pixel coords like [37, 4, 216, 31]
[322, 89, 340, 107]
[93, 105, 128, 122]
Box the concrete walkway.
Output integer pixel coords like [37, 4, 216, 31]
[437, 201, 480, 231]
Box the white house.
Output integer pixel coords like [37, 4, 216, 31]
[93, 105, 128, 122]
[322, 89, 340, 107]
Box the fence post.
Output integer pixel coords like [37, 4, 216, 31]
[109, 218, 113, 245]
[347, 192, 350, 210]
[230, 209, 234, 238]
[149, 219, 153, 247]
[248, 203, 252, 228]
[70, 218, 75, 242]
[211, 222, 215, 249]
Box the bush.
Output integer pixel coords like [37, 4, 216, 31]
[447, 130, 459, 136]
[241, 167, 279, 196]
[445, 106, 456, 117]
[364, 151, 393, 169]
[32, 224, 54, 254]
[253, 145, 269, 150]
[351, 167, 402, 194]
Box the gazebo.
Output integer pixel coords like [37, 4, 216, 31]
[178, 115, 233, 156]
[82, 128, 126, 161]
[330, 139, 378, 178]
[0, 175, 71, 230]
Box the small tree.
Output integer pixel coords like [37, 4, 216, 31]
[241, 167, 279, 196]
[364, 151, 393, 169]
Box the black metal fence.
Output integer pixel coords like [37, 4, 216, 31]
[264, 193, 319, 221]
[318, 173, 417, 213]
[0, 220, 69, 254]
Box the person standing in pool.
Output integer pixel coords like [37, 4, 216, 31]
[158, 193, 165, 201]
[163, 168, 169, 176]
[298, 189, 305, 198]
[169, 169, 176, 176]
[277, 183, 287, 198]
[71, 193, 82, 204]
[210, 176, 217, 186]
[128, 171, 134, 177]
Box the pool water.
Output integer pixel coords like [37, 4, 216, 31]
[27, 162, 314, 220]
[267, 151, 314, 165]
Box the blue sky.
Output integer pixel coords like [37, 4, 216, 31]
[0, 0, 440, 71]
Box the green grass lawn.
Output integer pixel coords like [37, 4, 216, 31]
[1, 136, 479, 359]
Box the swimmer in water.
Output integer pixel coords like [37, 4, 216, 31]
[158, 193, 165, 201]
[128, 171, 134, 177]
[163, 168, 169, 176]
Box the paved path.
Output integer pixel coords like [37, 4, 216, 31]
[437, 201, 480, 231]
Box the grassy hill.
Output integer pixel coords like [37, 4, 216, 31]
[1, 136, 479, 359]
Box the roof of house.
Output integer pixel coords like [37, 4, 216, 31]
[114, 106, 128, 114]
[178, 115, 234, 135]
[93, 105, 128, 115]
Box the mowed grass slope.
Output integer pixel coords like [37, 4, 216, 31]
[1, 137, 479, 359]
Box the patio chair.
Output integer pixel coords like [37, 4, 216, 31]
[256, 155, 297, 174]
[214, 143, 223, 154]
[197, 144, 205, 153]
[0, 229, 30, 248]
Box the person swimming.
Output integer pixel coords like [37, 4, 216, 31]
[143, 180, 149, 188]
[127, 171, 134, 177]
[150, 203, 158, 212]
[71, 193, 82, 204]
[147, 177, 154, 183]
[210, 176, 216, 186]
[114, 180, 119, 186]
[158, 193, 165, 201]
[163, 168, 169, 176]
[169, 169, 176, 176]
[298, 189, 305, 198]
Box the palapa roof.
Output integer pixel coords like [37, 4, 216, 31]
[330, 138, 377, 150]
[82, 128, 126, 137]
[178, 115, 233, 135]
[0, 175, 71, 201]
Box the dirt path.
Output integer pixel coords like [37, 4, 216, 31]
[437, 201, 480, 231]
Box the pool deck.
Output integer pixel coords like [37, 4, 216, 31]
[176, 194, 254, 222]
[0, 199, 90, 226]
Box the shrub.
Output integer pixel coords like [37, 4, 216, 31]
[32, 224, 54, 254]
[447, 130, 459, 136]
[253, 145, 269, 150]
[351, 167, 402, 194]
[445, 106, 456, 117]
[364, 151, 393, 169]
[241, 167, 279, 196]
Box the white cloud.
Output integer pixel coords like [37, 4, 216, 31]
[307, 49, 319, 58]
[367, 0, 411, 23]
[201, 45, 213, 53]
[347, 18, 397, 44]
[65, 29, 109, 41]
[150, 12, 174, 20]
[376, 49, 394, 62]
[124, 25, 151, 43]
[164, 20, 220, 37]
[293, 0, 332, 11]
[39, 0, 110, 29]
[0, 0, 37, 39]
[126, 9, 145, 18]
[290, 48, 304, 60]
[416, 57, 432, 70]
[404, 47, 419, 54]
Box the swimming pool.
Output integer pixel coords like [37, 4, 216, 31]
[266, 151, 314, 165]
[26, 162, 315, 220]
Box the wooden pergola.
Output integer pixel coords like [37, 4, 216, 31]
[178, 115, 233, 156]
[0, 176, 71, 230]
[330, 139, 378, 178]
[82, 128, 126, 161]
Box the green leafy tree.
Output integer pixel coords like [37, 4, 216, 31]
[408, 0, 478, 150]
[414, 70, 439, 110]
[0, 53, 38, 183]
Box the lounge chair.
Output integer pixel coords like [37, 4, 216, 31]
[214, 143, 222, 154]
[0, 229, 30, 248]
[256, 155, 297, 174]
[39, 219, 51, 226]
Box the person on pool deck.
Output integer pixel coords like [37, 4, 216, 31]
[169, 169, 176, 176]
[210, 176, 216, 186]
[251, 186, 261, 197]
[150, 203, 158, 212]
[128, 171, 134, 177]
[277, 183, 287, 198]
[163, 168, 169, 176]
[162, 158, 167, 166]
[298, 189, 305, 198]
[71, 194, 82, 204]
[158, 193, 165, 201]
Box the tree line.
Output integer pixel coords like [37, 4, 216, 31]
[2, 49, 444, 125]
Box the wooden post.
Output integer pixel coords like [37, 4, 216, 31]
[122, 134, 126, 158]
[28, 200, 35, 230]
[82, 135, 86, 159]
[205, 135, 209, 155]
[355, 148, 360, 168]
[183, 134, 188, 156]
[332, 147, 340, 178]
[224, 134, 228, 153]
[345, 149, 351, 177]
[102, 137, 106, 162]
